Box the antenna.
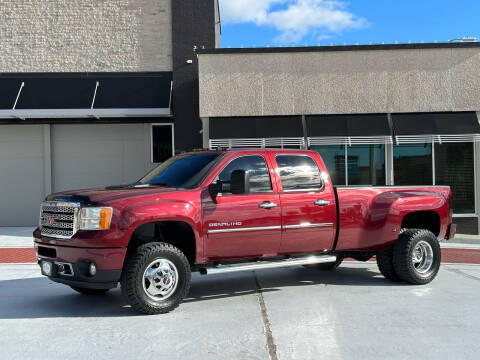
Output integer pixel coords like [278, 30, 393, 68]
[448, 37, 478, 42]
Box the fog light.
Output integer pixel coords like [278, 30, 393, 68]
[42, 262, 52, 276]
[89, 262, 97, 276]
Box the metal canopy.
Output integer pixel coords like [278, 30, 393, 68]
[0, 73, 173, 120]
[0, 108, 171, 119]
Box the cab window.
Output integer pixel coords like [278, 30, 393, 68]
[275, 155, 323, 191]
[216, 155, 272, 193]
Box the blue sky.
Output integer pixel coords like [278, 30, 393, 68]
[219, 0, 480, 47]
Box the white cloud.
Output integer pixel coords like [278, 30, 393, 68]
[220, 0, 367, 43]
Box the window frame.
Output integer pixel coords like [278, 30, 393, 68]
[392, 139, 478, 216]
[274, 154, 325, 193]
[151, 123, 175, 164]
[310, 144, 388, 186]
[213, 154, 274, 196]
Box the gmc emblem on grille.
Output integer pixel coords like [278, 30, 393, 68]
[44, 215, 55, 226]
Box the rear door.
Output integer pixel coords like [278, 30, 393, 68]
[272, 154, 336, 254]
[202, 154, 282, 260]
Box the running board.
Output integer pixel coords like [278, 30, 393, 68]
[200, 255, 337, 275]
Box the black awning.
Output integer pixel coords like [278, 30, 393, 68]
[0, 72, 172, 110]
[392, 112, 480, 135]
[306, 114, 391, 137]
[210, 116, 303, 138]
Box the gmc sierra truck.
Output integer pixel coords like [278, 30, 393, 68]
[34, 149, 456, 314]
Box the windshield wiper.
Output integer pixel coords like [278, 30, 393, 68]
[148, 182, 171, 187]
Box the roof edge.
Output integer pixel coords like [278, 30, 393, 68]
[197, 42, 480, 55]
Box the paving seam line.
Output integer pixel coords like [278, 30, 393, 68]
[253, 271, 278, 360]
[446, 268, 480, 282]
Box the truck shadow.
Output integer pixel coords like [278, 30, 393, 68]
[185, 265, 401, 303]
[0, 265, 401, 319]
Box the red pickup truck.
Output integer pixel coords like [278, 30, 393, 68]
[34, 149, 455, 314]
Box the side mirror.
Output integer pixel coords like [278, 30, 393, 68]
[230, 169, 249, 195]
[208, 181, 223, 201]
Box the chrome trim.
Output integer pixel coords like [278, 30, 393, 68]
[281, 188, 323, 193]
[314, 199, 331, 206]
[202, 255, 338, 275]
[207, 222, 333, 234]
[40, 201, 80, 239]
[55, 262, 74, 277]
[207, 225, 281, 234]
[284, 222, 334, 229]
[259, 202, 277, 209]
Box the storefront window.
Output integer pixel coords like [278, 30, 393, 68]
[310, 145, 346, 185]
[435, 142, 475, 214]
[348, 145, 385, 185]
[152, 124, 173, 163]
[394, 143, 433, 185]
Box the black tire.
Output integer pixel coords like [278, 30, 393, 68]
[376, 245, 401, 282]
[393, 229, 441, 285]
[121, 242, 191, 315]
[70, 287, 110, 295]
[304, 255, 344, 270]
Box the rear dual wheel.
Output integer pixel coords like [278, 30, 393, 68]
[377, 229, 441, 285]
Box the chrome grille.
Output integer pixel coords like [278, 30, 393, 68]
[40, 201, 80, 239]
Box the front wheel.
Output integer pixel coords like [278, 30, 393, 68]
[393, 229, 441, 285]
[121, 242, 191, 315]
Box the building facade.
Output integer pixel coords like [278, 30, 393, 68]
[1, 2, 479, 235]
[197, 44, 480, 234]
[0, 0, 219, 226]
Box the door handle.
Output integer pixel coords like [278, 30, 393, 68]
[259, 201, 277, 209]
[314, 199, 331, 206]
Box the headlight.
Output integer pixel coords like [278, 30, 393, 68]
[79, 207, 113, 230]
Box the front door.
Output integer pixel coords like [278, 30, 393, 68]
[202, 155, 281, 260]
[272, 154, 336, 254]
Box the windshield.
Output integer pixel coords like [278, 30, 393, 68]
[138, 152, 222, 189]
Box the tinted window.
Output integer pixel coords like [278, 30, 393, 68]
[310, 145, 346, 185]
[217, 155, 272, 193]
[435, 142, 475, 214]
[348, 144, 386, 186]
[394, 143, 432, 185]
[276, 155, 323, 191]
[152, 125, 173, 163]
[139, 152, 221, 189]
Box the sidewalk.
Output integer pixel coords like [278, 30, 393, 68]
[0, 227, 36, 247]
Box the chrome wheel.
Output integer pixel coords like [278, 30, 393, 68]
[411, 240, 434, 275]
[142, 259, 179, 301]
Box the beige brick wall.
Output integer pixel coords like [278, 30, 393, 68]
[199, 47, 480, 117]
[0, 0, 172, 72]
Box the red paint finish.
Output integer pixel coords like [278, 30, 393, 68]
[34, 242, 126, 270]
[5, 247, 480, 266]
[33, 149, 453, 273]
[335, 187, 451, 251]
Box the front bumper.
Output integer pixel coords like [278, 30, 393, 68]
[34, 240, 126, 289]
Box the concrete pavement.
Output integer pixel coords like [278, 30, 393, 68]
[0, 262, 479, 360]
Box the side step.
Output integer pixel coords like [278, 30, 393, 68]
[200, 255, 337, 275]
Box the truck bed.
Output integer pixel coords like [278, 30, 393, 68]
[334, 186, 451, 251]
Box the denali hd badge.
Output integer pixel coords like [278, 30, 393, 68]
[209, 222, 242, 227]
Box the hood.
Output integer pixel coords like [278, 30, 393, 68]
[46, 184, 181, 206]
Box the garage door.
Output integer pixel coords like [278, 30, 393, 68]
[51, 124, 151, 192]
[0, 125, 46, 226]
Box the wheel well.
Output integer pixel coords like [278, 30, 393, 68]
[127, 221, 197, 265]
[401, 211, 440, 237]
